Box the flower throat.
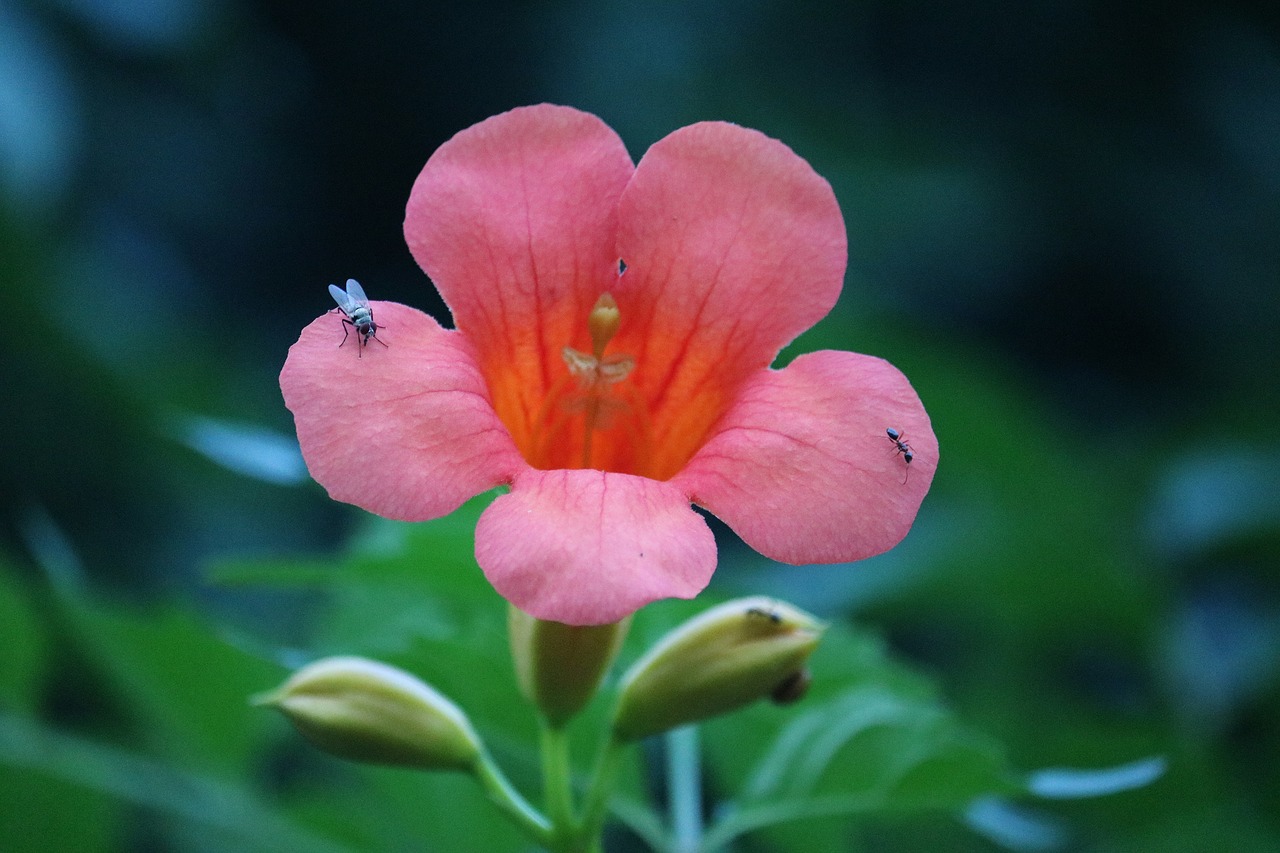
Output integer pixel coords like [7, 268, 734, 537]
[527, 293, 651, 474]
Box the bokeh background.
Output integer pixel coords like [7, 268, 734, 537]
[3, 0, 1279, 850]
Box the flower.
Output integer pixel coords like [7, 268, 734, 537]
[280, 105, 937, 626]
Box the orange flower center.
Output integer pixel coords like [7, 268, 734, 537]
[482, 291, 736, 481]
[521, 293, 654, 475]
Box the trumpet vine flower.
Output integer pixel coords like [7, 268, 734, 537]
[281, 105, 937, 625]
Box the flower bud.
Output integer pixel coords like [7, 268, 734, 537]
[509, 606, 630, 727]
[612, 597, 824, 741]
[256, 656, 481, 771]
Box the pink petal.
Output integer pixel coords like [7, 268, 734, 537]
[475, 469, 717, 625]
[611, 122, 847, 479]
[280, 302, 525, 521]
[404, 104, 635, 446]
[671, 350, 937, 564]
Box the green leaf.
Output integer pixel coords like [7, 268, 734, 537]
[57, 597, 284, 772]
[0, 767, 117, 853]
[0, 712, 352, 853]
[0, 560, 48, 713]
[277, 766, 531, 853]
[1026, 756, 1167, 799]
[699, 620, 1018, 849]
[964, 797, 1067, 852]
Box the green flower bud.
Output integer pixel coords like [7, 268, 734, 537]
[508, 606, 630, 728]
[613, 597, 824, 741]
[255, 656, 481, 771]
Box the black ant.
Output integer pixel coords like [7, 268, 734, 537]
[746, 605, 782, 624]
[885, 427, 914, 483]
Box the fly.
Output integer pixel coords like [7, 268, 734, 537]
[328, 279, 388, 356]
[886, 427, 914, 483]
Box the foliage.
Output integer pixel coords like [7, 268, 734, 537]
[1, 489, 1176, 851]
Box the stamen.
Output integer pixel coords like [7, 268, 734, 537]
[563, 348, 635, 388]
[521, 293, 655, 473]
[557, 293, 636, 469]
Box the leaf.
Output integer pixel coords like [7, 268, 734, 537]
[0, 712, 353, 853]
[57, 598, 284, 773]
[1026, 756, 1167, 799]
[167, 413, 308, 485]
[608, 794, 671, 852]
[0, 767, 117, 853]
[964, 797, 1068, 852]
[699, 621, 1019, 849]
[0, 560, 48, 713]
[281, 768, 530, 853]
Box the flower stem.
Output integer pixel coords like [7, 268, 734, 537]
[472, 749, 553, 846]
[667, 726, 703, 853]
[541, 723, 578, 849]
[576, 734, 626, 848]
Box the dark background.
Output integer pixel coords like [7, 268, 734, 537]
[2, 0, 1278, 850]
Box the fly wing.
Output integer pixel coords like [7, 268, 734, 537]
[329, 283, 356, 314]
[343, 278, 370, 307]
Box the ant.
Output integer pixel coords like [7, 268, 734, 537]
[746, 605, 782, 624]
[885, 427, 914, 483]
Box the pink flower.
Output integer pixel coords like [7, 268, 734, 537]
[281, 105, 937, 626]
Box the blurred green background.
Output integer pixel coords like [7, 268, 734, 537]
[2, 0, 1279, 850]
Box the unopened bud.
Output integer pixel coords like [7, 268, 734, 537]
[509, 607, 630, 728]
[256, 656, 481, 771]
[613, 597, 824, 741]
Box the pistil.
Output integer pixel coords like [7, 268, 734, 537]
[562, 293, 635, 469]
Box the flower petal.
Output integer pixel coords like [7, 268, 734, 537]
[475, 469, 717, 625]
[280, 302, 524, 521]
[612, 122, 847, 479]
[404, 105, 635, 452]
[671, 350, 937, 564]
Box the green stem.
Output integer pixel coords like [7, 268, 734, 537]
[472, 750, 553, 847]
[576, 734, 627, 848]
[541, 723, 578, 848]
[667, 727, 703, 853]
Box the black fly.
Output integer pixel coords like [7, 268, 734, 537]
[329, 279, 388, 357]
